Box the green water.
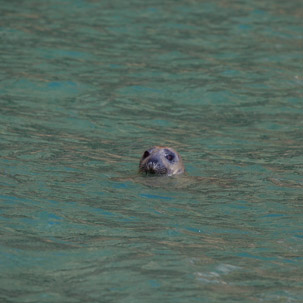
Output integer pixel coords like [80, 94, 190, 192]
[1, 0, 303, 302]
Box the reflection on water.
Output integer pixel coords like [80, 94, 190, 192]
[0, 0, 302, 302]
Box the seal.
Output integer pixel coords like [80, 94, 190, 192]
[139, 146, 185, 176]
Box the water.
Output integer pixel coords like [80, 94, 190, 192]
[1, 0, 303, 302]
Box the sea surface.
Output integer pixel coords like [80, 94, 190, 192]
[0, 0, 303, 302]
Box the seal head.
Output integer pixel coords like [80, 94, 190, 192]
[139, 146, 184, 176]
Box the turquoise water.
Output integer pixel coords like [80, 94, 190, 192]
[1, 0, 303, 302]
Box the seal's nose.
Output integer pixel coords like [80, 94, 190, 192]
[146, 158, 159, 173]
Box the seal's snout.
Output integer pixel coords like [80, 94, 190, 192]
[146, 159, 159, 174]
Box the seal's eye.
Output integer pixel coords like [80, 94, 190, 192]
[142, 151, 150, 159]
[166, 153, 175, 161]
